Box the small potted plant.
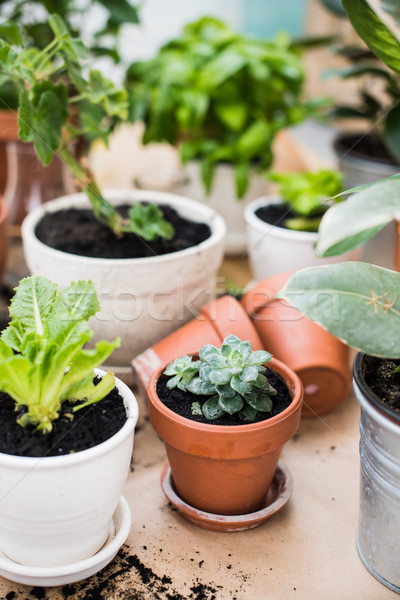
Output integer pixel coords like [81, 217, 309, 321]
[126, 16, 320, 254]
[0, 274, 139, 581]
[244, 168, 362, 280]
[0, 18, 225, 367]
[148, 334, 303, 530]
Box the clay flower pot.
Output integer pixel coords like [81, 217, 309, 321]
[148, 356, 303, 517]
[132, 295, 263, 397]
[0, 195, 8, 286]
[0, 110, 19, 142]
[242, 272, 351, 416]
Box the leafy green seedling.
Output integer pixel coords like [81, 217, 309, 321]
[129, 203, 175, 241]
[164, 335, 276, 421]
[0, 275, 120, 433]
[268, 169, 343, 232]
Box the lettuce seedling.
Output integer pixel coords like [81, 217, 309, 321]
[129, 203, 175, 241]
[0, 275, 120, 433]
[164, 335, 277, 421]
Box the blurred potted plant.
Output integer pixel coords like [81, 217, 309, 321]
[126, 16, 323, 254]
[0, 274, 139, 580]
[148, 334, 303, 530]
[244, 168, 362, 280]
[0, 17, 225, 367]
[0, 0, 140, 226]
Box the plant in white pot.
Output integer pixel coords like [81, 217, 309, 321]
[0, 18, 226, 368]
[244, 168, 362, 280]
[0, 275, 138, 585]
[126, 16, 322, 255]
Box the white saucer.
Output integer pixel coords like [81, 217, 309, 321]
[0, 496, 131, 587]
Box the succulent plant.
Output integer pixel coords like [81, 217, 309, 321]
[164, 335, 277, 421]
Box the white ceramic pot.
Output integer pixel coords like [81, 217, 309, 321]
[0, 370, 138, 568]
[244, 196, 363, 281]
[22, 190, 226, 367]
[181, 161, 268, 256]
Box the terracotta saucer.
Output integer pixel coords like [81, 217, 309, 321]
[160, 460, 293, 532]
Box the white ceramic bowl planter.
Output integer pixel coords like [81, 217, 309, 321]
[0, 370, 138, 571]
[244, 196, 363, 281]
[181, 161, 267, 256]
[22, 190, 226, 367]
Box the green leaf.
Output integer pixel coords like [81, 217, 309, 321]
[247, 350, 272, 366]
[239, 404, 258, 421]
[383, 102, 400, 163]
[234, 163, 250, 199]
[215, 101, 247, 132]
[276, 262, 400, 358]
[236, 121, 271, 161]
[186, 378, 215, 395]
[7, 276, 57, 337]
[246, 392, 273, 413]
[342, 0, 400, 74]
[96, 0, 140, 25]
[128, 203, 175, 241]
[218, 393, 244, 415]
[240, 366, 259, 382]
[316, 178, 400, 257]
[202, 396, 225, 420]
[199, 49, 246, 88]
[0, 21, 23, 46]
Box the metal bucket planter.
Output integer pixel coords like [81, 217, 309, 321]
[353, 353, 400, 594]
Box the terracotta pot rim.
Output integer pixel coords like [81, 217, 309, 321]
[244, 195, 318, 241]
[0, 195, 8, 224]
[149, 355, 303, 434]
[21, 189, 227, 266]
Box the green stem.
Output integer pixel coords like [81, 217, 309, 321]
[58, 146, 125, 235]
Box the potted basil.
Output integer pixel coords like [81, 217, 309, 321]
[0, 275, 139, 583]
[126, 16, 319, 254]
[0, 17, 226, 367]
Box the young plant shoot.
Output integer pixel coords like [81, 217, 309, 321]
[164, 335, 277, 421]
[0, 275, 120, 433]
[0, 16, 174, 241]
[268, 169, 343, 232]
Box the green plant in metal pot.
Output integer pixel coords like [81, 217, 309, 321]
[126, 16, 324, 199]
[164, 334, 277, 421]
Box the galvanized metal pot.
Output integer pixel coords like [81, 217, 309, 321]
[353, 353, 400, 594]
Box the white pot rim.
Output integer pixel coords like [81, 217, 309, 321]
[244, 195, 318, 242]
[0, 369, 139, 469]
[22, 189, 226, 265]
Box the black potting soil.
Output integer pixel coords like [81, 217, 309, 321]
[254, 203, 295, 230]
[336, 132, 398, 164]
[363, 355, 400, 415]
[156, 367, 292, 425]
[34, 204, 211, 258]
[0, 381, 127, 457]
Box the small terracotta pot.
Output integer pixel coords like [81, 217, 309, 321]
[0, 110, 19, 142]
[148, 356, 303, 516]
[241, 272, 351, 417]
[132, 295, 263, 398]
[0, 195, 8, 285]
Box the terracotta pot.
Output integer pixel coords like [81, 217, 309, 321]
[148, 355, 303, 516]
[0, 110, 19, 142]
[132, 295, 263, 398]
[241, 272, 350, 417]
[0, 195, 8, 285]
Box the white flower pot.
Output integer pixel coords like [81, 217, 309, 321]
[0, 370, 139, 567]
[22, 190, 226, 367]
[181, 161, 268, 256]
[244, 196, 363, 281]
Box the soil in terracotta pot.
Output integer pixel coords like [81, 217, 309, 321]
[35, 204, 211, 259]
[0, 381, 127, 457]
[363, 355, 400, 416]
[336, 132, 398, 165]
[156, 367, 291, 425]
[255, 203, 325, 231]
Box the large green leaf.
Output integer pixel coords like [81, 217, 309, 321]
[383, 102, 400, 162]
[315, 178, 400, 257]
[276, 262, 400, 357]
[6, 276, 57, 337]
[342, 0, 400, 73]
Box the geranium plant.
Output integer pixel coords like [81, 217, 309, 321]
[164, 334, 277, 421]
[126, 16, 322, 199]
[0, 16, 175, 240]
[0, 275, 119, 433]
